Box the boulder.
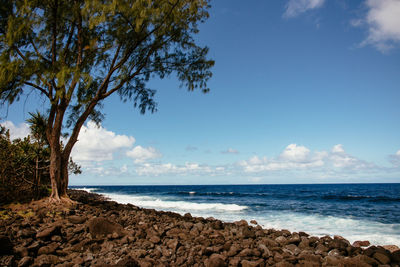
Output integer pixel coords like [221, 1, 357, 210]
[234, 220, 248, 227]
[18, 256, 33, 267]
[36, 224, 61, 239]
[373, 252, 390, 265]
[14, 246, 28, 257]
[88, 217, 126, 238]
[352, 240, 370, 247]
[0, 235, 14, 255]
[37, 242, 59, 255]
[207, 254, 227, 267]
[227, 244, 240, 256]
[338, 255, 375, 267]
[0, 255, 14, 266]
[258, 244, 272, 258]
[275, 236, 288, 245]
[383, 244, 400, 253]
[114, 256, 139, 267]
[241, 259, 263, 267]
[392, 250, 400, 263]
[242, 227, 256, 239]
[33, 254, 59, 266]
[288, 234, 300, 244]
[68, 215, 86, 224]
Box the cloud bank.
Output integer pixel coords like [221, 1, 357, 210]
[239, 144, 376, 173]
[71, 121, 135, 162]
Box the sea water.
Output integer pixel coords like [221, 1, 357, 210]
[71, 183, 400, 247]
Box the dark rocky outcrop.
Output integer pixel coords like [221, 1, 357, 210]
[0, 189, 399, 266]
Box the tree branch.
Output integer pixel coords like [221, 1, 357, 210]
[13, 46, 27, 61]
[95, 43, 122, 95]
[76, 9, 83, 66]
[23, 82, 49, 98]
[63, 21, 76, 64]
[29, 37, 51, 63]
[51, 0, 58, 66]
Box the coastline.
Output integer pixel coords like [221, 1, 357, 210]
[74, 184, 400, 248]
[0, 189, 399, 266]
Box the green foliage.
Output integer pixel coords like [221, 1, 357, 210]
[0, 114, 82, 204]
[0, 0, 214, 124]
[0, 0, 213, 195]
[0, 125, 51, 204]
[27, 111, 48, 145]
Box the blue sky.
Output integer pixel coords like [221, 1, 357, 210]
[1, 0, 400, 185]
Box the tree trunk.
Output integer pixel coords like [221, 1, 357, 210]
[35, 156, 39, 199]
[49, 138, 62, 201]
[58, 155, 69, 198]
[50, 147, 61, 200]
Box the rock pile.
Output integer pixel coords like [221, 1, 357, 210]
[0, 189, 399, 266]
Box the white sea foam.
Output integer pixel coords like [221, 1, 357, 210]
[83, 190, 400, 247]
[74, 187, 98, 193]
[102, 193, 247, 213]
[216, 211, 400, 247]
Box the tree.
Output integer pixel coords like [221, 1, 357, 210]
[0, 0, 214, 201]
[0, 125, 50, 203]
[26, 111, 49, 198]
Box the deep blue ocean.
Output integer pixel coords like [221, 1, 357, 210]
[71, 183, 400, 246]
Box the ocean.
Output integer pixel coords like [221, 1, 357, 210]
[71, 183, 400, 247]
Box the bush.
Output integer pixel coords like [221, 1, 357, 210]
[0, 126, 50, 204]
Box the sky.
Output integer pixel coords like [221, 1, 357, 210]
[1, 0, 400, 185]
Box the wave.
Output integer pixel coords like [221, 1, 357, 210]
[173, 191, 270, 197]
[167, 191, 400, 204]
[102, 193, 248, 212]
[251, 212, 400, 247]
[74, 187, 99, 193]
[73, 187, 400, 247]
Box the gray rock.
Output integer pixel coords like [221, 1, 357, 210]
[33, 254, 59, 266]
[275, 236, 288, 245]
[352, 240, 371, 247]
[67, 215, 86, 224]
[207, 253, 227, 267]
[88, 217, 126, 238]
[0, 235, 13, 255]
[36, 225, 61, 239]
[37, 242, 59, 255]
[241, 259, 263, 267]
[18, 256, 32, 267]
[373, 252, 390, 265]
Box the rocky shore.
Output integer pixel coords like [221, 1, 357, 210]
[1, 189, 399, 267]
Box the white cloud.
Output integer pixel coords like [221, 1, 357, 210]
[284, 0, 325, 18]
[389, 149, 400, 166]
[332, 144, 345, 153]
[239, 144, 375, 173]
[221, 148, 239, 154]
[135, 162, 216, 176]
[355, 0, 400, 52]
[120, 164, 128, 173]
[71, 121, 135, 162]
[126, 145, 162, 163]
[0, 121, 30, 140]
[279, 144, 310, 162]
